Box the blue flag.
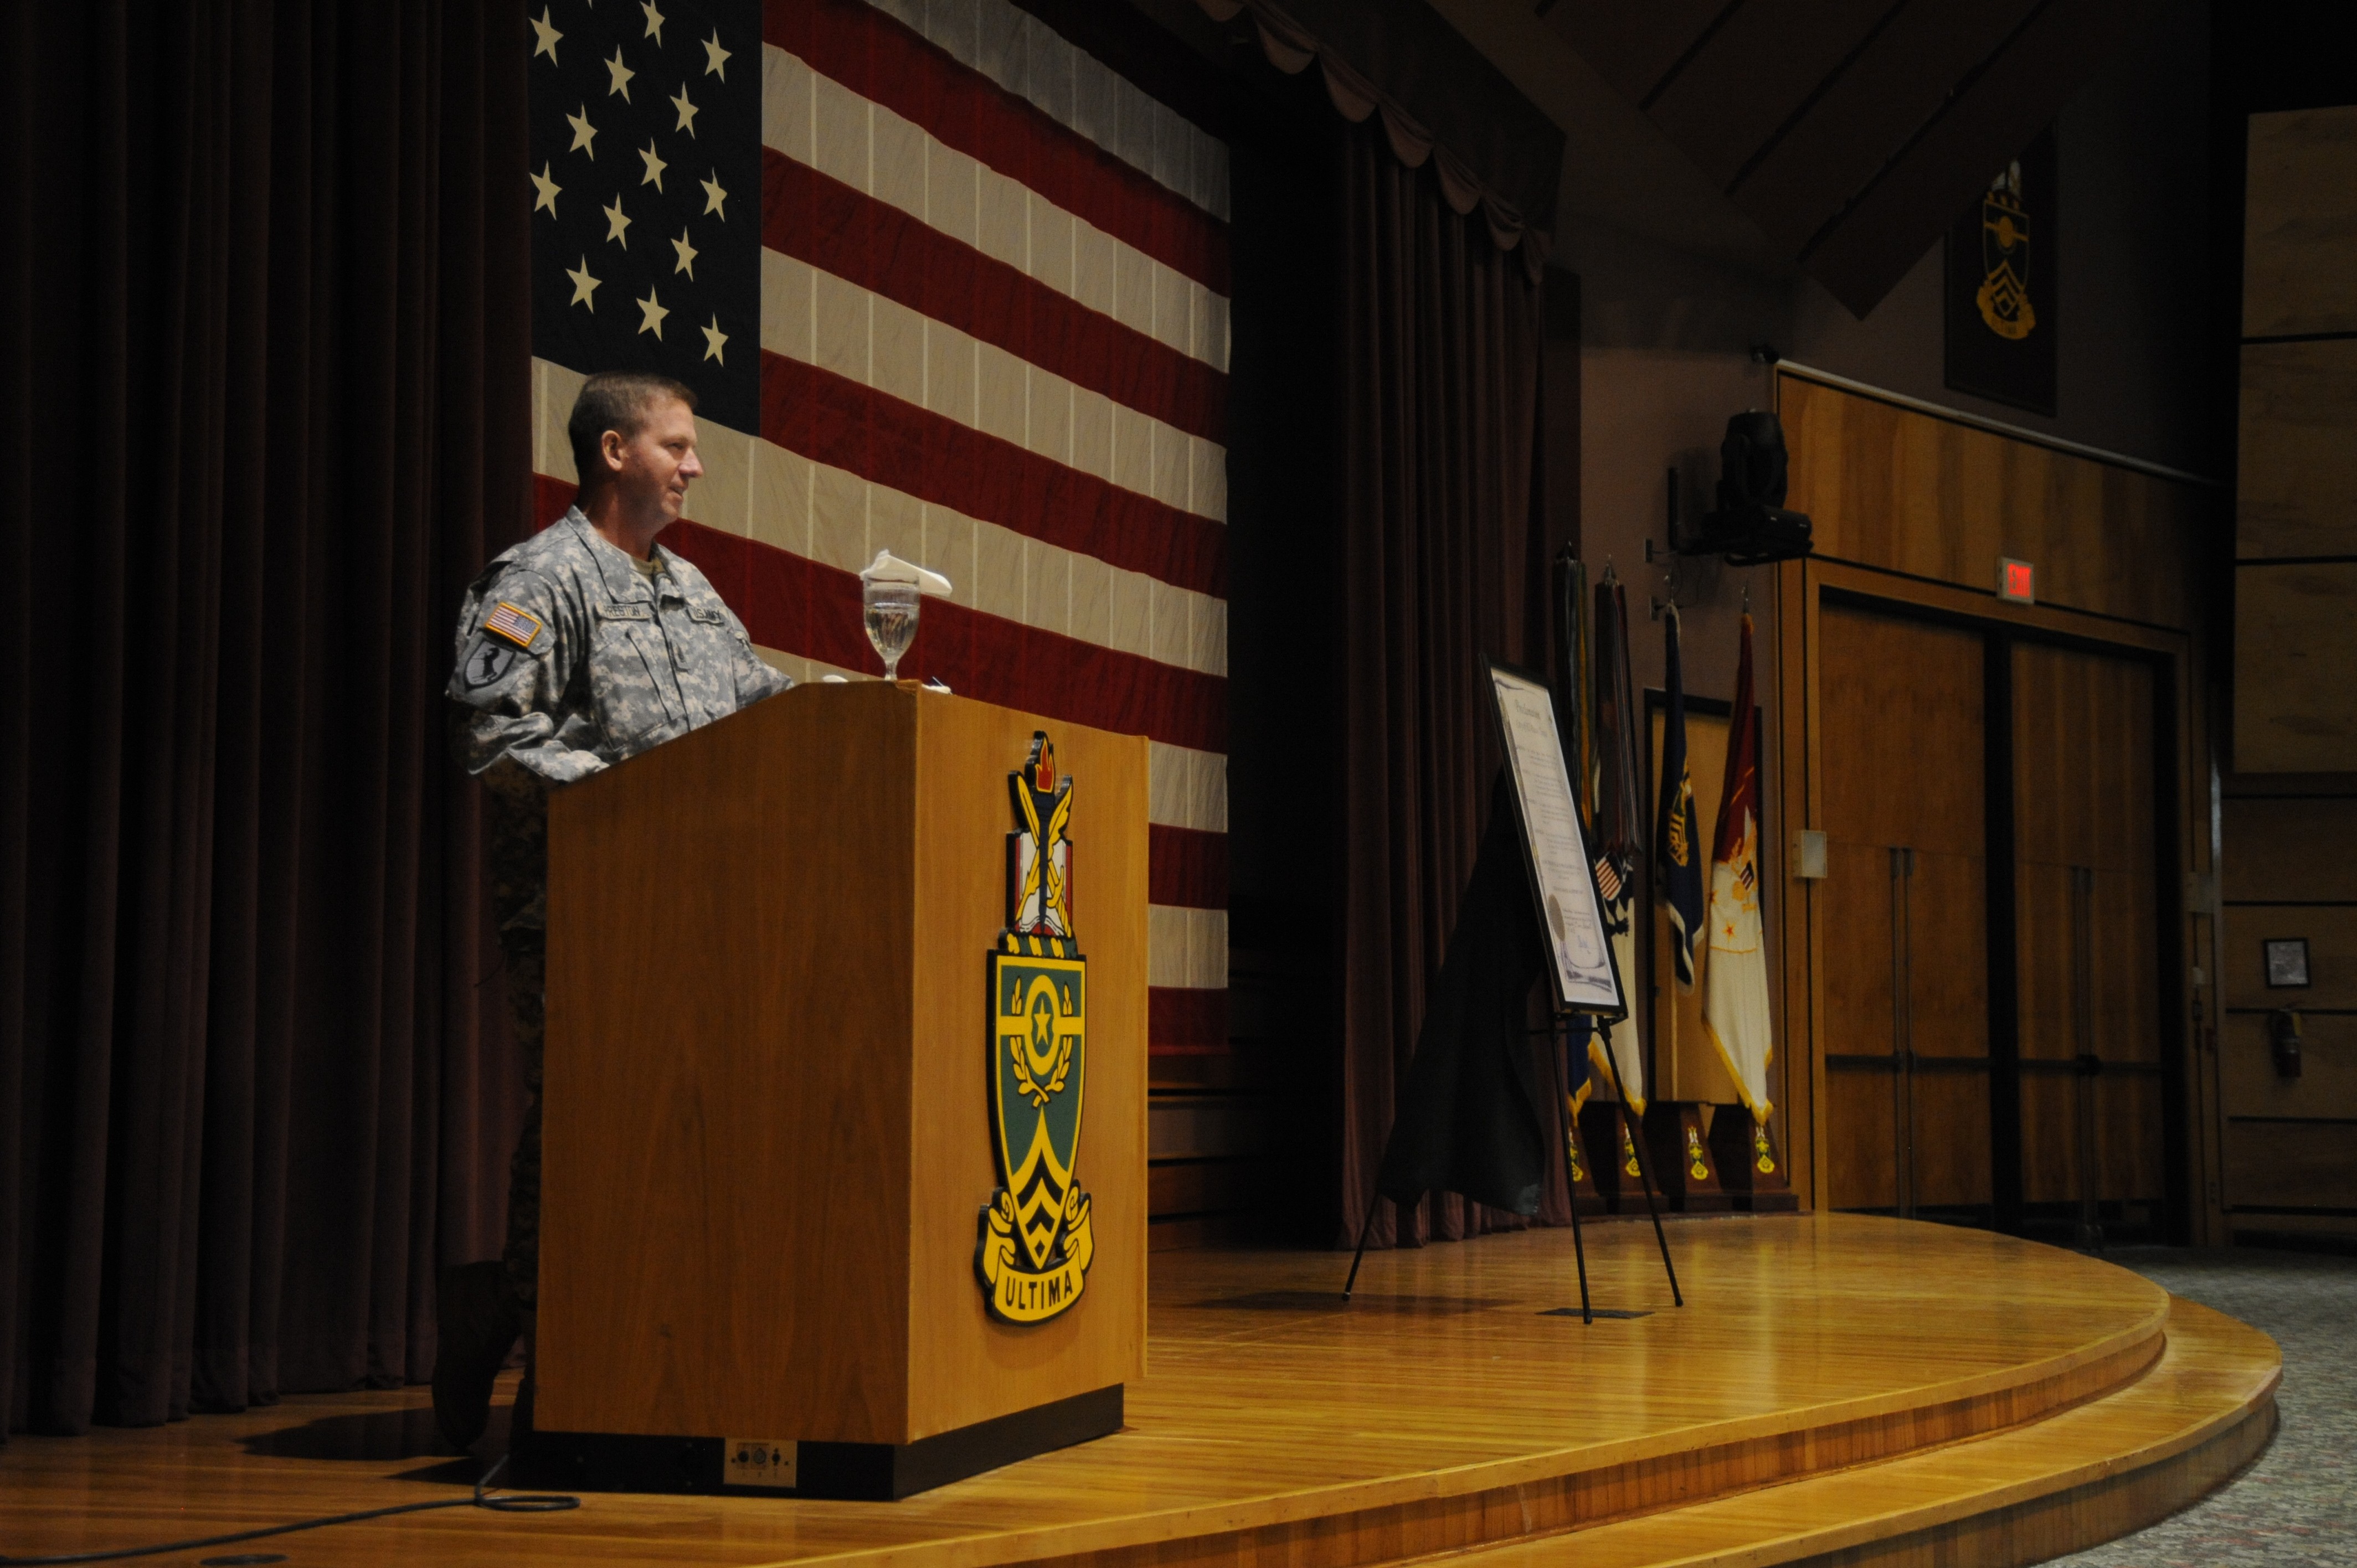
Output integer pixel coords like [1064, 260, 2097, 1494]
[1656, 607, 1705, 992]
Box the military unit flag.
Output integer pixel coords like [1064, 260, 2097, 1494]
[1701, 613, 1774, 1119]
[1654, 606, 1705, 992]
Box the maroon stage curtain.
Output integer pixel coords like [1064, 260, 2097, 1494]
[0, 0, 531, 1435]
[1330, 118, 1565, 1250]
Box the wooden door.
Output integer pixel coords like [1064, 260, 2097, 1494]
[1819, 604, 1992, 1217]
[2010, 642, 2165, 1238]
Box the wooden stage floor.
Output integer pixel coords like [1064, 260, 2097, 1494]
[0, 1215, 2279, 1568]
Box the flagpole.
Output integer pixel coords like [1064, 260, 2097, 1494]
[1600, 1039, 1684, 1308]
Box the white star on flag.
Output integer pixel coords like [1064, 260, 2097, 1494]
[567, 256, 600, 310]
[670, 84, 698, 137]
[640, 1, 666, 44]
[702, 29, 730, 80]
[531, 162, 560, 215]
[636, 287, 668, 339]
[671, 228, 698, 278]
[605, 46, 634, 101]
[700, 171, 727, 220]
[566, 105, 596, 158]
[603, 194, 631, 246]
[639, 141, 667, 191]
[701, 314, 727, 364]
[531, 8, 561, 62]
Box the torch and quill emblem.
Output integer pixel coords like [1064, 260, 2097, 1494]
[976, 733, 1095, 1323]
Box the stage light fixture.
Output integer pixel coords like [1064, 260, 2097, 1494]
[1669, 411, 1814, 568]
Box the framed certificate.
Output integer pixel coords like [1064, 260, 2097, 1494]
[2264, 937, 2311, 989]
[1485, 658, 1628, 1021]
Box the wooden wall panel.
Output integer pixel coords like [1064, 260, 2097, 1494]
[2102, 1075, 2167, 1203]
[2221, 796, 2357, 901]
[2237, 341, 2357, 559]
[1826, 1067, 1900, 1209]
[1780, 375, 2201, 630]
[1913, 1071, 1994, 1208]
[2224, 906, 2357, 1011]
[2220, 1014, 2357, 1121]
[1815, 604, 1989, 1214]
[2224, 1117, 2357, 1210]
[2234, 564, 2357, 773]
[2243, 106, 2357, 337]
[2219, 770, 2356, 1239]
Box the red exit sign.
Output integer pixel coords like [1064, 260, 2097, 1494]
[1999, 557, 2035, 604]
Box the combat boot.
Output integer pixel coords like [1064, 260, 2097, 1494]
[432, 1261, 521, 1451]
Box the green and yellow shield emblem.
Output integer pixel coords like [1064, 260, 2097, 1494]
[976, 734, 1095, 1323]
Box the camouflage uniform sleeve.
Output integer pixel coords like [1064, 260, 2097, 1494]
[448, 565, 606, 796]
[722, 601, 795, 705]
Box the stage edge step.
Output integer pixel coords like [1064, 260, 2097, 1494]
[1410, 1294, 2279, 1568]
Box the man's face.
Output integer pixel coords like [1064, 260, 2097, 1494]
[598, 396, 703, 524]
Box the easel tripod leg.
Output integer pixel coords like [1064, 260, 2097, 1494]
[1602, 1043, 1684, 1307]
[1342, 1194, 1380, 1299]
[1557, 1024, 1594, 1324]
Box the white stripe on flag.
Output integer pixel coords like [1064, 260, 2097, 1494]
[765, 44, 1231, 375]
[759, 248, 1226, 525]
[860, 0, 1231, 220]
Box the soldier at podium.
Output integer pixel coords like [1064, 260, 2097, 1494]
[433, 372, 791, 1451]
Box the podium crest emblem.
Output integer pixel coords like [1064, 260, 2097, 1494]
[976, 733, 1094, 1323]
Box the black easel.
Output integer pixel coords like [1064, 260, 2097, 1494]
[1342, 1013, 1681, 1311]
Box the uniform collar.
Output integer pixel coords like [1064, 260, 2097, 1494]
[564, 508, 681, 602]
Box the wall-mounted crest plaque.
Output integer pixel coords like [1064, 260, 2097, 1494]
[976, 733, 1095, 1323]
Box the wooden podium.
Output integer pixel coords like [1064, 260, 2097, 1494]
[536, 682, 1148, 1498]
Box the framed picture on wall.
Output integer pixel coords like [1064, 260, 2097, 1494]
[2264, 937, 2311, 989]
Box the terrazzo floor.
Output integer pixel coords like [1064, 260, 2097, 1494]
[2051, 1245, 2355, 1566]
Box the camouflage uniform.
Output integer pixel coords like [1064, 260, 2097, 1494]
[450, 506, 791, 1306]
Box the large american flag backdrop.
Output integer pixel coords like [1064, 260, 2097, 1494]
[526, 0, 1232, 1117]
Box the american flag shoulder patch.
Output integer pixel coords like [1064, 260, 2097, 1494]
[483, 601, 543, 650]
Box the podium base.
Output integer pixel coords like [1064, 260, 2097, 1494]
[522, 1384, 1123, 1500]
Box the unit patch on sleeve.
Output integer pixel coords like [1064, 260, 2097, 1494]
[483, 601, 543, 650]
[461, 633, 517, 689]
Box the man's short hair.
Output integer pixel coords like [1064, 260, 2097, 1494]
[568, 372, 698, 487]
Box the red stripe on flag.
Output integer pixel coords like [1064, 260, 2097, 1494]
[534, 472, 575, 528]
[764, 149, 1226, 444]
[765, 0, 1230, 295]
[760, 350, 1227, 599]
[1148, 824, 1227, 910]
[1149, 986, 1228, 1051]
[657, 518, 1228, 754]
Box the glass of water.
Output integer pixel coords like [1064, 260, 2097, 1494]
[863, 577, 921, 680]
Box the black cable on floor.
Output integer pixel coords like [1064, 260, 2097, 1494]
[0, 1452, 580, 1565]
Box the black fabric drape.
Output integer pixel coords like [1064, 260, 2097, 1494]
[1372, 774, 1553, 1218]
[0, 0, 531, 1435]
[1330, 119, 1562, 1250]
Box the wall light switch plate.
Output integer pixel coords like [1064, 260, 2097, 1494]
[723, 1439, 798, 1489]
[1792, 829, 1828, 880]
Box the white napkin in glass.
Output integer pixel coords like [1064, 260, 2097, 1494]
[859, 550, 953, 597]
